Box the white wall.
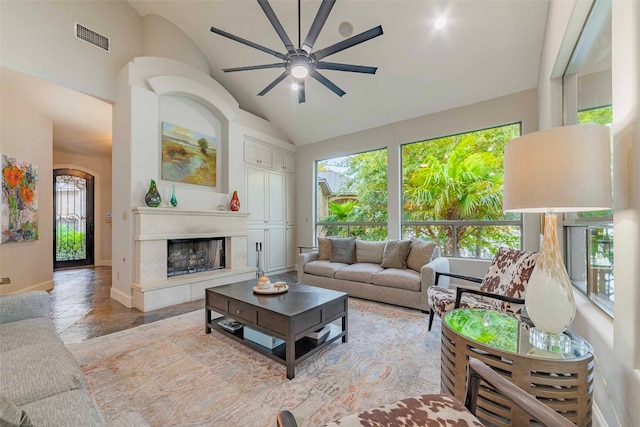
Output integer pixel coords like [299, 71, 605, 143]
[141, 14, 210, 76]
[53, 150, 112, 266]
[0, 0, 142, 103]
[295, 88, 540, 268]
[539, 1, 640, 425]
[0, 89, 54, 294]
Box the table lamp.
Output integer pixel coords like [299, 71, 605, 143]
[503, 124, 611, 351]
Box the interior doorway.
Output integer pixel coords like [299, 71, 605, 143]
[54, 169, 95, 268]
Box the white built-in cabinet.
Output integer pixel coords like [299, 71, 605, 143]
[244, 138, 295, 275]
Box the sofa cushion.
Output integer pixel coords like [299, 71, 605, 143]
[406, 238, 437, 272]
[0, 318, 62, 354]
[372, 268, 421, 291]
[355, 240, 385, 264]
[318, 238, 331, 260]
[380, 240, 412, 269]
[335, 263, 385, 283]
[304, 260, 348, 278]
[0, 395, 31, 426]
[329, 238, 356, 264]
[0, 342, 86, 406]
[21, 389, 105, 427]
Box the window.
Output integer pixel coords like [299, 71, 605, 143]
[401, 123, 522, 258]
[316, 149, 388, 240]
[562, 0, 613, 316]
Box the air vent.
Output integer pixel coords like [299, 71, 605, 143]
[74, 22, 110, 52]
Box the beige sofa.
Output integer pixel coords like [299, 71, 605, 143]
[297, 238, 449, 312]
[0, 291, 148, 427]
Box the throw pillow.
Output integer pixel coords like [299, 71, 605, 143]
[406, 238, 437, 272]
[380, 240, 412, 269]
[329, 238, 357, 264]
[0, 395, 31, 427]
[317, 238, 331, 260]
[356, 240, 386, 264]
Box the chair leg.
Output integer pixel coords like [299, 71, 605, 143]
[428, 310, 435, 331]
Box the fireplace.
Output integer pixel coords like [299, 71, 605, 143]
[132, 207, 255, 312]
[167, 237, 225, 277]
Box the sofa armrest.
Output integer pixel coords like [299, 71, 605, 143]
[420, 256, 450, 290]
[0, 291, 50, 324]
[297, 251, 319, 282]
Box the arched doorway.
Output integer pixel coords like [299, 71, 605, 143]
[53, 169, 95, 268]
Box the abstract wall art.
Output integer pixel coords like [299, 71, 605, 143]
[161, 122, 217, 188]
[2, 154, 38, 243]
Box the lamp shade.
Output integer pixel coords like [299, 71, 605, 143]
[503, 124, 611, 213]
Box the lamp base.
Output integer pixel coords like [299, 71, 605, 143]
[528, 328, 572, 353]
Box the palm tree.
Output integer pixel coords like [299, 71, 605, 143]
[404, 136, 504, 255]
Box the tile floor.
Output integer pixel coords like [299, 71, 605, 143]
[50, 266, 297, 345]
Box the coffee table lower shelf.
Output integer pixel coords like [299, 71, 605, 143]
[207, 320, 344, 365]
[205, 283, 349, 379]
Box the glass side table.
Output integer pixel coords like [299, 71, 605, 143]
[441, 308, 593, 426]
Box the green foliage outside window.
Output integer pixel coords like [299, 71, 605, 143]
[316, 124, 522, 257]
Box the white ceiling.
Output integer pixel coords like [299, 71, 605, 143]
[3, 0, 550, 155]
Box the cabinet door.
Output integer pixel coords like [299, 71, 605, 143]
[267, 227, 286, 272]
[247, 228, 266, 274]
[285, 172, 295, 225]
[246, 166, 266, 223]
[267, 171, 285, 224]
[283, 151, 295, 172]
[272, 149, 285, 170]
[286, 226, 296, 268]
[245, 140, 272, 168]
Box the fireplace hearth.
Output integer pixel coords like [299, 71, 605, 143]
[167, 237, 225, 277]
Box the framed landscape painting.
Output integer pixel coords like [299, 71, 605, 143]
[161, 122, 217, 188]
[2, 154, 38, 243]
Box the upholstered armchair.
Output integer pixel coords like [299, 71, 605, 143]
[427, 246, 539, 331]
[276, 357, 574, 427]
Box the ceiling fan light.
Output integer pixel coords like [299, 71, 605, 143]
[290, 64, 308, 78]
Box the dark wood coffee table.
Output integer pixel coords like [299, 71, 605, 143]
[205, 282, 348, 379]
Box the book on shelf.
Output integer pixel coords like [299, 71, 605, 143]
[218, 318, 243, 332]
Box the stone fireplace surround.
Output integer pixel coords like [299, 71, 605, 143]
[132, 207, 255, 312]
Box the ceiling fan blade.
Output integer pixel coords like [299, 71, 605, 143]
[257, 71, 289, 96]
[257, 0, 296, 54]
[210, 26, 286, 60]
[316, 61, 377, 74]
[301, 0, 336, 54]
[309, 69, 345, 97]
[298, 79, 305, 103]
[223, 63, 284, 72]
[313, 25, 383, 61]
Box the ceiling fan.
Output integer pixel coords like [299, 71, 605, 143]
[210, 0, 383, 103]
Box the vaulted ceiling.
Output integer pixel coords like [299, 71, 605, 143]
[3, 0, 550, 155]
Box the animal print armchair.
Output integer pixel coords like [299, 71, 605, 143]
[276, 358, 574, 427]
[427, 246, 539, 331]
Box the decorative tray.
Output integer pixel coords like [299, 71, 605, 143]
[253, 282, 289, 294]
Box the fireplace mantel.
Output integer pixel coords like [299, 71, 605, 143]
[131, 207, 255, 311]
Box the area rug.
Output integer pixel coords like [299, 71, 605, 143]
[69, 299, 442, 427]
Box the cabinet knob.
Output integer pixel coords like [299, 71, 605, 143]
[236, 310, 242, 314]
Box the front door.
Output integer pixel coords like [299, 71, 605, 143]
[53, 169, 95, 268]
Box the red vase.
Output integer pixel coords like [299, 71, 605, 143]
[230, 190, 240, 211]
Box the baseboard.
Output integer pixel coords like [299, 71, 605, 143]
[110, 287, 133, 308]
[96, 260, 112, 267]
[592, 402, 610, 427]
[0, 279, 54, 295]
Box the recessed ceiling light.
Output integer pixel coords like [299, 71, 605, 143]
[435, 16, 447, 29]
[291, 82, 299, 91]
